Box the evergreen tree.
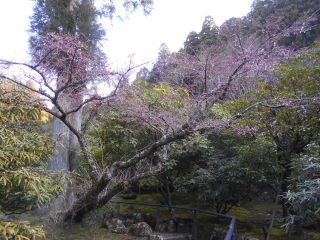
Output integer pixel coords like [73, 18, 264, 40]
[158, 43, 171, 58]
[184, 16, 219, 55]
[184, 31, 201, 55]
[248, 0, 320, 48]
[148, 43, 171, 83]
[199, 15, 219, 48]
[30, 0, 105, 59]
[135, 67, 150, 81]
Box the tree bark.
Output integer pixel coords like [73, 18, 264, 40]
[49, 87, 83, 213]
[63, 124, 200, 221]
[266, 172, 284, 240]
[49, 117, 70, 172]
[68, 105, 83, 172]
[48, 116, 73, 213]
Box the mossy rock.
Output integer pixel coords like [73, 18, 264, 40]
[129, 222, 153, 237]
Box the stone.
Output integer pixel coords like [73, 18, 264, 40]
[111, 227, 129, 234]
[144, 213, 157, 228]
[149, 233, 164, 240]
[133, 213, 144, 222]
[103, 211, 117, 221]
[123, 219, 135, 228]
[106, 218, 125, 232]
[129, 222, 153, 237]
[177, 222, 192, 234]
[161, 233, 193, 240]
[156, 222, 168, 233]
[123, 212, 134, 219]
[239, 237, 260, 240]
[209, 224, 227, 239]
[167, 220, 177, 233]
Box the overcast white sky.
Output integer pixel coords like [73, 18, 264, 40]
[0, 0, 253, 69]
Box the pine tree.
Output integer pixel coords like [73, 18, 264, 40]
[184, 16, 219, 55]
[148, 43, 171, 83]
[135, 67, 150, 81]
[199, 15, 219, 48]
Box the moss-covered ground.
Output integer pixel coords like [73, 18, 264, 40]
[10, 190, 319, 239]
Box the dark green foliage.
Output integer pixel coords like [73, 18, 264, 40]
[100, 0, 153, 19]
[182, 0, 320, 58]
[87, 111, 152, 168]
[29, 0, 154, 46]
[184, 31, 201, 55]
[29, 0, 106, 59]
[225, 41, 320, 221]
[147, 43, 173, 84]
[135, 67, 150, 81]
[249, 0, 320, 48]
[199, 16, 218, 44]
[184, 15, 219, 55]
[282, 155, 320, 236]
[174, 131, 272, 214]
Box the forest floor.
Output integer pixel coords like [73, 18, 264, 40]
[10, 189, 320, 240]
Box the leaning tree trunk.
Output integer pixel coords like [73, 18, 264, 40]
[63, 124, 195, 222]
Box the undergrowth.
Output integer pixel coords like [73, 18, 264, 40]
[6, 191, 319, 240]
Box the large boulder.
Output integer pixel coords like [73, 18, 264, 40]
[129, 222, 153, 237]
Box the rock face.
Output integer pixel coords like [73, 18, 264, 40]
[129, 222, 153, 237]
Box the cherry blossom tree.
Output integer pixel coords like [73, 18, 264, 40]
[0, 9, 314, 222]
